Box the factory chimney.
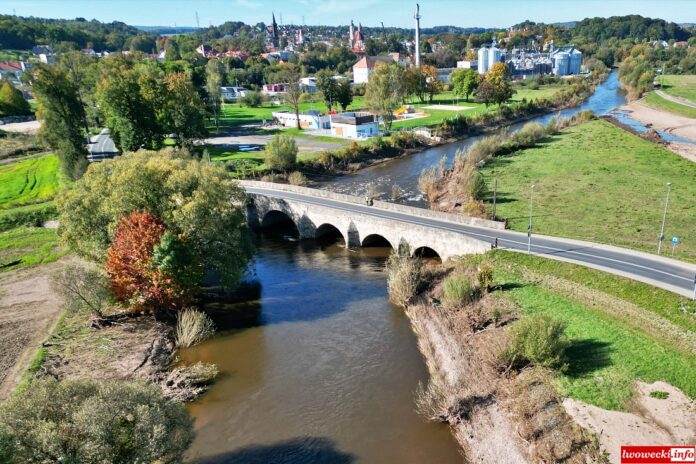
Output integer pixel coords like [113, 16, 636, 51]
[349, 19, 355, 50]
[414, 3, 421, 67]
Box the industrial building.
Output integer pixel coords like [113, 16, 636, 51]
[477, 42, 503, 75]
[550, 46, 582, 76]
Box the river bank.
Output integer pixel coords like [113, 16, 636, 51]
[401, 251, 696, 463]
[616, 100, 696, 162]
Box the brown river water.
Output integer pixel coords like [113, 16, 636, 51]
[180, 234, 462, 463]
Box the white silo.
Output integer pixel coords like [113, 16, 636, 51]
[553, 51, 570, 76]
[488, 45, 502, 70]
[477, 47, 489, 74]
[569, 49, 582, 75]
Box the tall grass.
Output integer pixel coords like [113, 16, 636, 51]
[175, 309, 215, 348]
[386, 252, 422, 308]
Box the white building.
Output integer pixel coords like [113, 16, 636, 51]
[551, 46, 582, 76]
[457, 60, 477, 69]
[273, 110, 331, 130]
[478, 42, 503, 75]
[221, 86, 249, 102]
[299, 77, 317, 93]
[330, 112, 379, 138]
[477, 47, 489, 75]
[352, 54, 403, 84]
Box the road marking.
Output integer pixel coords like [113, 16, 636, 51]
[248, 189, 694, 288]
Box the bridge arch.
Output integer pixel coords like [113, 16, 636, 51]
[413, 246, 442, 262]
[261, 210, 299, 237]
[315, 223, 346, 245]
[361, 234, 395, 249]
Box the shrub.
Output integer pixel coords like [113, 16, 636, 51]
[390, 183, 404, 201]
[477, 262, 494, 291]
[240, 90, 263, 107]
[266, 134, 298, 171]
[442, 273, 477, 309]
[469, 171, 487, 200]
[418, 167, 438, 202]
[0, 378, 194, 463]
[287, 170, 308, 186]
[649, 390, 669, 399]
[386, 252, 422, 307]
[503, 313, 569, 370]
[175, 308, 215, 348]
[50, 263, 111, 319]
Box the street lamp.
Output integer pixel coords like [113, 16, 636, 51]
[527, 184, 535, 254]
[492, 178, 497, 220]
[657, 182, 672, 255]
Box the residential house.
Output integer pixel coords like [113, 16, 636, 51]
[299, 77, 317, 93]
[0, 62, 31, 85]
[272, 110, 331, 129]
[352, 55, 401, 84]
[221, 86, 249, 102]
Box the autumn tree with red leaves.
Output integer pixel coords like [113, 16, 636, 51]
[105, 211, 193, 314]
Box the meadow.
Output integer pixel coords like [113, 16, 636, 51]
[479, 119, 696, 261]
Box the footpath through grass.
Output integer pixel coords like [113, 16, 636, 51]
[658, 74, 696, 103]
[0, 154, 66, 271]
[487, 250, 696, 410]
[480, 119, 696, 262]
[642, 91, 696, 119]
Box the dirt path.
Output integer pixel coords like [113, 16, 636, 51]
[0, 261, 64, 399]
[656, 90, 696, 109]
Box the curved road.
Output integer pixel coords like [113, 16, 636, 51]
[655, 89, 696, 109]
[244, 184, 696, 299]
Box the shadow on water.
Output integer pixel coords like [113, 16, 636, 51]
[565, 339, 614, 378]
[197, 437, 355, 464]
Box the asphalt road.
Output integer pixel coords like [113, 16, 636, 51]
[88, 129, 117, 161]
[245, 185, 696, 299]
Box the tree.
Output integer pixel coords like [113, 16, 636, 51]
[422, 64, 442, 103]
[164, 38, 181, 61]
[105, 210, 195, 314]
[365, 61, 406, 132]
[57, 149, 254, 291]
[0, 378, 194, 463]
[0, 80, 31, 116]
[96, 62, 162, 152]
[316, 69, 338, 111]
[475, 79, 494, 107]
[275, 64, 302, 129]
[129, 34, 156, 53]
[164, 72, 207, 151]
[405, 66, 427, 103]
[50, 263, 111, 320]
[484, 62, 515, 107]
[450, 68, 479, 101]
[335, 78, 353, 111]
[205, 59, 223, 130]
[266, 134, 297, 171]
[31, 64, 89, 180]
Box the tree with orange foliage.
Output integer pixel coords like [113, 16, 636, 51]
[105, 210, 192, 315]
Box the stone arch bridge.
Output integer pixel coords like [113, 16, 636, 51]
[240, 181, 500, 260]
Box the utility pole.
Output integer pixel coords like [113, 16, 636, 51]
[693, 274, 696, 301]
[414, 3, 421, 67]
[492, 178, 497, 220]
[657, 182, 672, 255]
[527, 184, 535, 254]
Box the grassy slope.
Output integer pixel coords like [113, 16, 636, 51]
[0, 155, 66, 271]
[487, 250, 696, 410]
[659, 74, 696, 103]
[0, 155, 60, 209]
[642, 92, 696, 119]
[480, 119, 696, 262]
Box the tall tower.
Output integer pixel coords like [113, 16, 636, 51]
[349, 20, 355, 50]
[271, 13, 279, 48]
[414, 3, 421, 67]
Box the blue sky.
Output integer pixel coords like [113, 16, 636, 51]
[1, 0, 694, 28]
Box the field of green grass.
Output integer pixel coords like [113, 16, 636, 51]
[480, 119, 696, 262]
[0, 155, 61, 209]
[487, 250, 696, 410]
[0, 154, 66, 271]
[643, 91, 696, 119]
[658, 74, 696, 103]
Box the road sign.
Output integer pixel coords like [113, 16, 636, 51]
[672, 236, 680, 244]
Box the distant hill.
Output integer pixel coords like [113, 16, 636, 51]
[135, 25, 199, 35]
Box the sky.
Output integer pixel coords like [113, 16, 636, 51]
[0, 0, 694, 29]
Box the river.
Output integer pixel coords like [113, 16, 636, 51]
[182, 71, 631, 464]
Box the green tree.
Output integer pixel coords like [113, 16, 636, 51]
[450, 68, 479, 101]
[0, 80, 31, 116]
[32, 64, 89, 180]
[275, 64, 303, 129]
[484, 62, 515, 107]
[164, 72, 207, 150]
[405, 66, 427, 103]
[57, 148, 253, 289]
[335, 78, 353, 111]
[365, 61, 406, 132]
[205, 59, 223, 130]
[165, 38, 181, 61]
[422, 64, 442, 103]
[97, 62, 162, 152]
[316, 69, 338, 111]
[266, 134, 297, 171]
[0, 378, 194, 464]
[129, 34, 156, 53]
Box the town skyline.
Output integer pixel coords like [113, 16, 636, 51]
[1, 0, 695, 29]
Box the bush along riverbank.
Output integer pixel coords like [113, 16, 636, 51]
[235, 66, 610, 183]
[388, 249, 696, 463]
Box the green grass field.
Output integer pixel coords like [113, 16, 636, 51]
[643, 92, 696, 119]
[480, 119, 696, 262]
[487, 250, 696, 410]
[658, 74, 696, 103]
[0, 154, 65, 271]
[0, 155, 61, 209]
